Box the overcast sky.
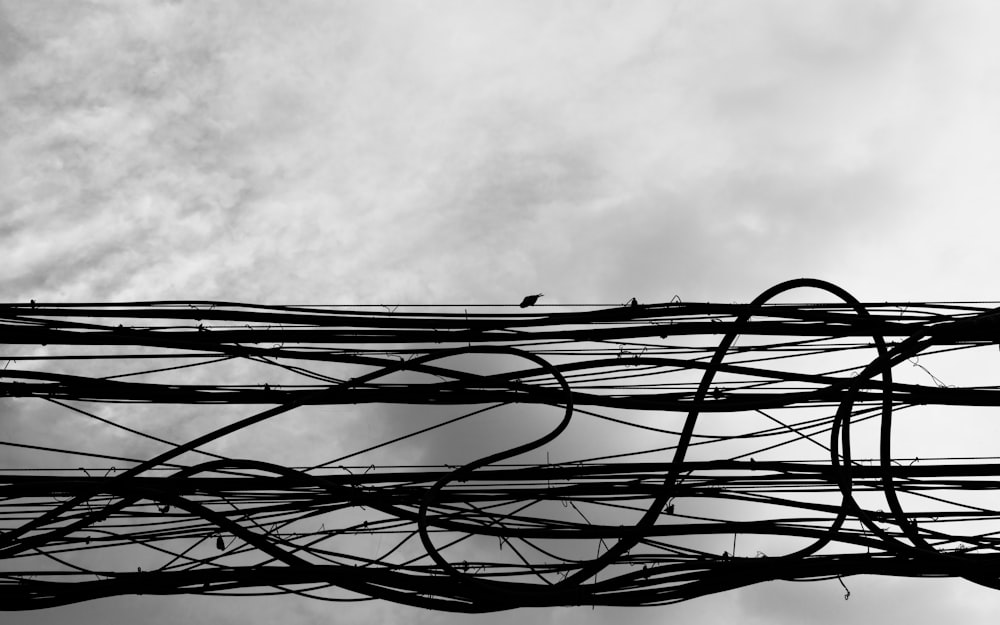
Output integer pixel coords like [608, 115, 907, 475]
[5, 1, 1000, 624]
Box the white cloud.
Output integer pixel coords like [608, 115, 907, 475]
[3, 0, 953, 304]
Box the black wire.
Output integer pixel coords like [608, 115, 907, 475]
[5, 282, 1000, 610]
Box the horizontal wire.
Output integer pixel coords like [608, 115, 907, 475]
[5, 280, 1000, 610]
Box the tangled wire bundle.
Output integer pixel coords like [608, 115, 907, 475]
[5, 278, 1000, 611]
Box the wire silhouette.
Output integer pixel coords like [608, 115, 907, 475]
[5, 278, 1000, 611]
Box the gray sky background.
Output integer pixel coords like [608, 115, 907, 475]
[5, 1, 1000, 623]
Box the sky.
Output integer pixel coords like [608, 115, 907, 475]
[5, 0, 1000, 623]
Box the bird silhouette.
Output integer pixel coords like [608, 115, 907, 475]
[519, 293, 543, 308]
[216, 535, 225, 550]
[627, 297, 638, 308]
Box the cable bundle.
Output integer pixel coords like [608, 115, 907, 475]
[4, 278, 1000, 611]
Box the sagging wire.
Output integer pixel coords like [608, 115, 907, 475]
[3, 280, 1000, 611]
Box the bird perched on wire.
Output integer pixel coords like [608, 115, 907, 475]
[519, 293, 544, 308]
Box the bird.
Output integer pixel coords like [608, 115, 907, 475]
[519, 293, 544, 308]
[627, 297, 638, 308]
[216, 535, 225, 551]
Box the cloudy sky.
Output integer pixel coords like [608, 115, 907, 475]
[5, 0, 1000, 623]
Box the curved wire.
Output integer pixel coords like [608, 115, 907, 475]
[4, 282, 1000, 609]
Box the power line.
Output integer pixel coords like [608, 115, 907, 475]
[4, 278, 1000, 610]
